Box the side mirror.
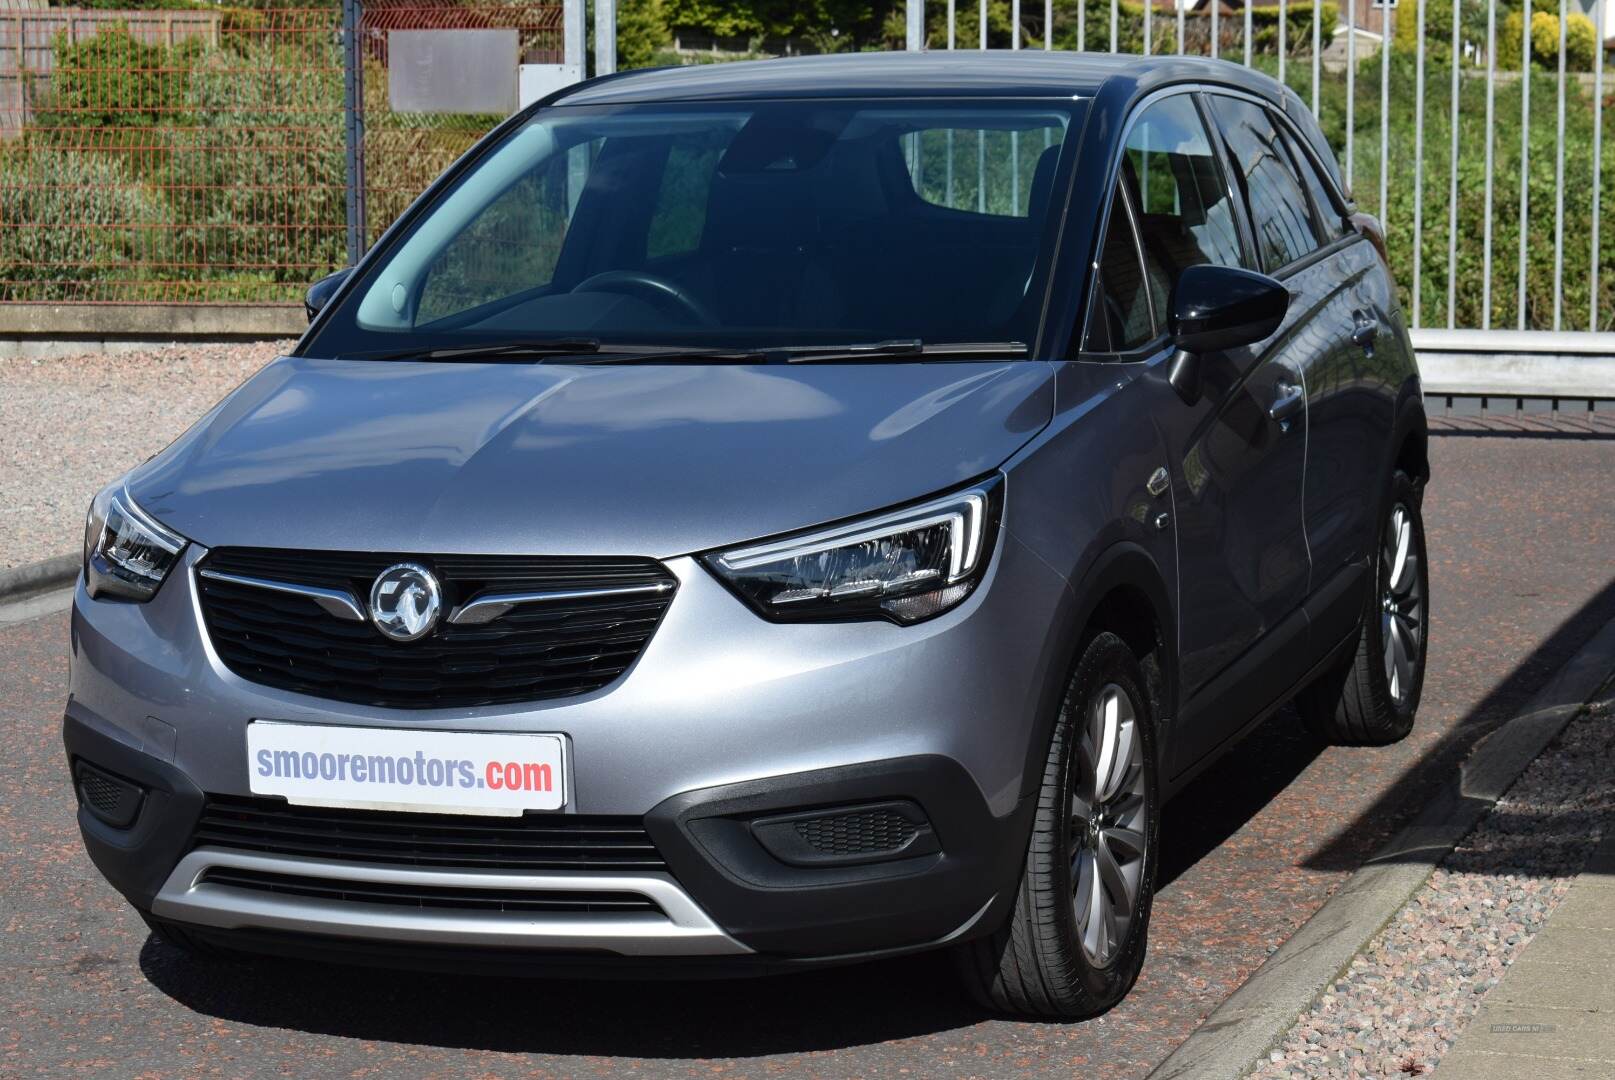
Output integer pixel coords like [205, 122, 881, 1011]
[1165, 264, 1289, 405]
[304, 267, 352, 323]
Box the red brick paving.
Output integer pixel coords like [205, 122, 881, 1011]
[2, 433, 1612, 1079]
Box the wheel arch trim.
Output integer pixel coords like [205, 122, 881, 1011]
[1017, 540, 1178, 803]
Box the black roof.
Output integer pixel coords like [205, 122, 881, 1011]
[557, 50, 1288, 107]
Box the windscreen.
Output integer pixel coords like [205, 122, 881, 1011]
[303, 98, 1083, 358]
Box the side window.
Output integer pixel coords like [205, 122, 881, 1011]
[1210, 96, 1323, 272]
[1084, 182, 1155, 352]
[646, 135, 727, 260]
[1118, 95, 1245, 324]
[1281, 128, 1347, 243]
[416, 145, 587, 325]
[899, 121, 1068, 217]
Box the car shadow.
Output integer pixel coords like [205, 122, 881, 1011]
[138, 939, 988, 1056]
[1301, 575, 1615, 874]
[1156, 702, 1324, 889]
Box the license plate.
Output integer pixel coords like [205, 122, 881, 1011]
[247, 721, 566, 815]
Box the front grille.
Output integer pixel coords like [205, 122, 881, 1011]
[793, 808, 921, 855]
[197, 867, 662, 914]
[194, 795, 668, 872]
[196, 547, 676, 709]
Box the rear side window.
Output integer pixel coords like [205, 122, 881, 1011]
[1117, 95, 1245, 325]
[646, 135, 727, 260]
[1084, 183, 1155, 352]
[899, 121, 1067, 217]
[1210, 96, 1323, 272]
[415, 146, 587, 325]
[1281, 129, 1347, 243]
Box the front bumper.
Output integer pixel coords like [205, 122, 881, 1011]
[65, 529, 1074, 963]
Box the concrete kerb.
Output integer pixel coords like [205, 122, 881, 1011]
[0, 553, 80, 602]
[0, 304, 304, 359]
[1146, 614, 1615, 1080]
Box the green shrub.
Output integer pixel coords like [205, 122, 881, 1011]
[1310, 51, 1615, 330]
[618, 0, 672, 68]
[1500, 8, 1597, 71]
[159, 38, 346, 283]
[1534, 11, 1596, 71]
[30, 23, 199, 132]
[0, 148, 165, 301]
[1391, 0, 1456, 62]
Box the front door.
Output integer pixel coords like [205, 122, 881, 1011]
[1098, 90, 1314, 778]
[1162, 338, 1311, 777]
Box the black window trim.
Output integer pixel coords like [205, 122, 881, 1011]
[1192, 90, 1262, 275]
[1205, 86, 1353, 223]
[1078, 173, 1161, 358]
[1271, 120, 1346, 244]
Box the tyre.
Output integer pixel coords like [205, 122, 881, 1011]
[957, 631, 1159, 1019]
[1298, 468, 1428, 746]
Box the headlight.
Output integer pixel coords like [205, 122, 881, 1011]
[83, 482, 188, 602]
[705, 478, 1000, 624]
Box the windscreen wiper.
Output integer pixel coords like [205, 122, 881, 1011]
[357, 340, 774, 365]
[569, 346, 771, 365]
[781, 339, 1028, 363]
[360, 337, 604, 362]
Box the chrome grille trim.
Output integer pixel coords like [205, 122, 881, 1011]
[197, 567, 366, 622]
[447, 580, 676, 625]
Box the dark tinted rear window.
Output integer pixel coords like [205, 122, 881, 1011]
[1210, 96, 1323, 272]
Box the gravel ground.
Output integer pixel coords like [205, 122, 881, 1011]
[0, 343, 287, 571]
[1248, 692, 1615, 1080]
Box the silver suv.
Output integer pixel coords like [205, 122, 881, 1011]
[66, 51, 1428, 1018]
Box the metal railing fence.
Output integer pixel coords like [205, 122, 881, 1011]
[0, 1, 560, 304]
[908, 0, 1613, 336]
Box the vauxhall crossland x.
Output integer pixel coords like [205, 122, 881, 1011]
[67, 51, 1429, 1018]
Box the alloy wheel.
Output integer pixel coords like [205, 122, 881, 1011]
[1380, 503, 1425, 706]
[1070, 683, 1149, 968]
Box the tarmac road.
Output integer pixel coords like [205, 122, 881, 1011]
[3, 431, 1613, 1079]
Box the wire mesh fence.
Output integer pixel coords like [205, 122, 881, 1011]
[0, 0, 560, 304]
[359, 1, 563, 250]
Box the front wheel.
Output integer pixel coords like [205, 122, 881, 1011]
[1299, 468, 1428, 745]
[956, 631, 1159, 1019]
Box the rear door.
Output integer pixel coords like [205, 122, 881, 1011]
[1205, 92, 1377, 653]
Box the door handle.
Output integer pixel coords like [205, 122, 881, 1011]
[1268, 382, 1305, 425]
[1351, 314, 1380, 351]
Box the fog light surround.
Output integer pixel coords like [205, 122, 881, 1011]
[74, 760, 146, 829]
